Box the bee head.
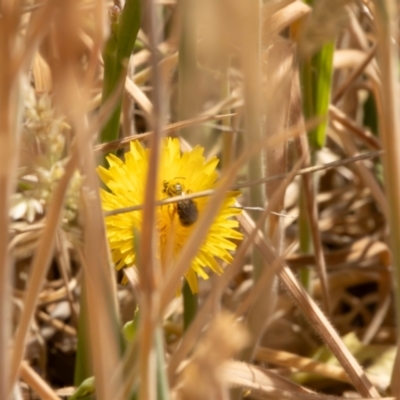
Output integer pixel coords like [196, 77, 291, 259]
[163, 178, 185, 197]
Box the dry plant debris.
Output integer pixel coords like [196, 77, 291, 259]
[2, 0, 400, 400]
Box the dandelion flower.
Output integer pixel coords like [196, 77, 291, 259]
[97, 138, 242, 293]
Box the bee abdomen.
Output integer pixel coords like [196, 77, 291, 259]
[177, 200, 198, 226]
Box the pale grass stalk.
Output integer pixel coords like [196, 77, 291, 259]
[329, 105, 381, 150]
[125, 77, 153, 121]
[81, 156, 119, 399]
[236, 151, 382, 190]
[234, 162, 306, 320]
[42, 1, 124, 398]
[133, 52, 178, 87]
[332, 44, 377, 104]
[20, 361, 62, 400]
[177, 0, 199, 141]
[14, 3, 55, 75]
[332, 122, 389, 219]
[55, 230, 78, 326]
[223, 361, 316, 397]
[73, 106, 122, 400]
[122, 85, 135, 137]
[255, 347, 352, 384]
[9, 152, 79, 395]
[137, 1, 167, 398]
[262, 1, 311, 36]
[333, 49, 380, 85]
[93, 113, 234, 153]
[346, 6, 371, 50]
[362, 290, 391, 345]
[264, 41, 293, 248]
[371, 0, 400, 395]
[36, 310, 77, 336]
[231, 3, 273, 383]
[221, 70, 234, 171]
[0, 4, 22, 398]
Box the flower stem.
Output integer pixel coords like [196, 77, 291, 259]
[155, 326, 170, 399]
[182, 280, 198, 331]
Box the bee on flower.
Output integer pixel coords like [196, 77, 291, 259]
[97, 138, 242, 293]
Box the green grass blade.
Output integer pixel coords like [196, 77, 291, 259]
[69, 376, 95, 400]
[182, 280, 198, 331]
[74, 281, 92, 386]
[310, 41, 334, 149]
[155, 327, 170, 400]
[301, 41, 334, 150]
[100, 0, 141, 144]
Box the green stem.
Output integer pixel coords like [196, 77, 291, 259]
[155, 327, 170, 399]
[182, 280, 198, 331]
[297, 4, 335, 291]
[100, 0, 141, 144]
[74, 279, 92, 386]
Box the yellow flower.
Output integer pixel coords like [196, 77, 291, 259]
[97, 138, 242, 293]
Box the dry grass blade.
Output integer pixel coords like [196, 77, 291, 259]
[9, 151, 78, 394]
[0, 2, 29, 398]
[263, 1, 311, 36]
[264, 40, 293, 243]
[175, 313, 249, 400]
[125, 76, 153, 121]
[36, 310, 77, 336]
[75, 117, 123, 400]
[332, 44, 377, 104]
[362, 291, 391, 345]
[93, 113, 234, 153]
[255, 347, 352, 384]
[239, 214, 381, 398]
[331, 120, 388, 219]
[20, 361, 62, 400]
[54, 230, 77, 326]
[40, 0, 124, 398]
[333, 49, 380, 85]
[287, 237, 390, 270]
[235, 150, 382, 189]
[370, 0, 400, 394]
[223, 360, 315, 396]
[226, 357, 387, 400]
[136, 2, 169, 399]
[133, 52, 178, 86]
[329, 105, 381, 150]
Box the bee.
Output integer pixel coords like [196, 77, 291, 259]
[163, 179, 198, 227]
